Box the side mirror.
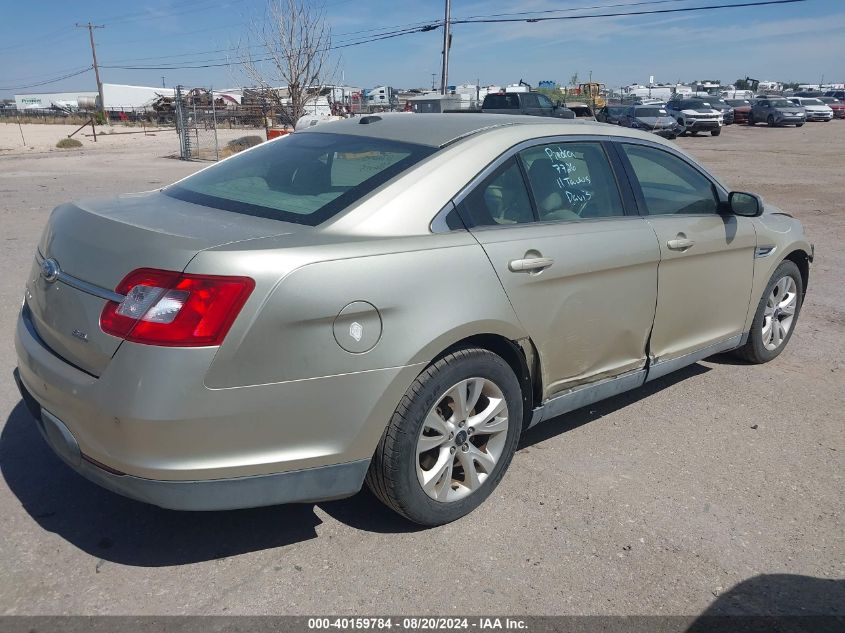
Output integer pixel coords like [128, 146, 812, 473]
[728, 191, 764, 217]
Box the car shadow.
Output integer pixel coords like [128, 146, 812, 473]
[685, 574, 845, 631]
[2, 362, 711, 566]
[0, 400, 325, 567]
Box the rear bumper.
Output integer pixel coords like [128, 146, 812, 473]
[14, 370, 368, 510]
[14, 306, 421, 509]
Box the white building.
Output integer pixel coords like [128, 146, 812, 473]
[14, 91, 97, 110]
[15, 83, 173, 111]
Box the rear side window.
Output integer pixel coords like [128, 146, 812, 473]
[519, 142, 625, 222]
[165, 133, 435, 226]
[483, 94, 520, 109]
[621, 144, 719, 215]
[457, 158, 534, 227]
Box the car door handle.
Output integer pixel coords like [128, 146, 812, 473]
[667, 238, 695, 251]
[509, 257, 554, 272]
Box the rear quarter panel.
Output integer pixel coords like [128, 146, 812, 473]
[195, 231, 526, 389]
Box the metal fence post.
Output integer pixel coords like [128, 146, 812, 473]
[211, 86, 219, 161]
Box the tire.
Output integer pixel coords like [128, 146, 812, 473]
[747, 113, 754, 125]
[733, 260, 803, 364]
[796, 123, 804, 127]
[711, 128, 721, 136]
[366, 348, 523, 526]
[677, 118, 687, 136]
[767, 115, 776, 127]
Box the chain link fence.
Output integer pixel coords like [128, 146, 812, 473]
[174, 86, 221, 161]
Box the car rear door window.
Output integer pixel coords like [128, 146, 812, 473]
[519, 142, 625, 222]
[620, 143, 719, 215]
[457, 158, 534, 227]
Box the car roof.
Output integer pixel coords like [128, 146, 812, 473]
[297, 113, 581, 148]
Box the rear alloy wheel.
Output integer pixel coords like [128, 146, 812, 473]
[366, 348, 522, 526]
[733, 260, 803, 364]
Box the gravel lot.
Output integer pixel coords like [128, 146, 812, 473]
[0, 121, 842, 617]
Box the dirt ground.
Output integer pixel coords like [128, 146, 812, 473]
[0, 121, 842, 617]
[0, 122, 255, 157]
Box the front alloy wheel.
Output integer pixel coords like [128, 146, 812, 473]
[762, 276, 798, 351]
[734, 260, 803, 364]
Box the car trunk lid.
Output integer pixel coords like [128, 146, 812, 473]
[27, 190, 296, 376]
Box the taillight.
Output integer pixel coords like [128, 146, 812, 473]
[100, 268, 255, 347]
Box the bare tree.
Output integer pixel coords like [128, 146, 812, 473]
[239, 0, 336, 126]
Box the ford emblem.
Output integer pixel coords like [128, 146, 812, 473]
[40, 258, 61, 283]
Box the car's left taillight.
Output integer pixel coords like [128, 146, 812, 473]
[100, 268, 255, 347]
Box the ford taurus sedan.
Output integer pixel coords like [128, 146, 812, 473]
[15, 115, 813, 525]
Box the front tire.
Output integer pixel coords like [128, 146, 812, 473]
[767, 115, 776, 127]
[711, 128, 721, 136]
[366, 348, 523, 526]
[733, 261, 803, 364]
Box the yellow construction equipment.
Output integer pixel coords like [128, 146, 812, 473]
[578, 82, 606, 110]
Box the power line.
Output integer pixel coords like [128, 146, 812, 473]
[100, 24, 441, 69]
[99, 0, 807, 71]
[0, 66, 93, 92]
[6, 0, 810, 85]
[452, 0, 805, 23]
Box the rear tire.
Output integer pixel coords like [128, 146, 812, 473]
[733, 261, 803, 364]
[366, 348, 523, 526]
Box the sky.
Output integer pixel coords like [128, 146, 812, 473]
[2, 0, 844, 99]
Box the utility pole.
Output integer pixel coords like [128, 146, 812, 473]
[440, 0, 451, 95]
[161, 76, 166, 88]
[76, 22, 105, 119]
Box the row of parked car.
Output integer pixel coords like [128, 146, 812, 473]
[596, 92, 845, 139]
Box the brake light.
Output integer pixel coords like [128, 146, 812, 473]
[100, 268, 255, 346]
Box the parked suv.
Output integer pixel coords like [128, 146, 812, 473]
[705, 97, 735, 125]
[725, 98, 752, 124]
[749, 97, 805, 127]
[665, 98, 723, 136]
[481, 92, 575, 119]
[823, 90, 845, 101]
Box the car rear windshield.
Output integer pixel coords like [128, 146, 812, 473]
[483, 94, 520, 109]
[164, 132, 436, 226]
